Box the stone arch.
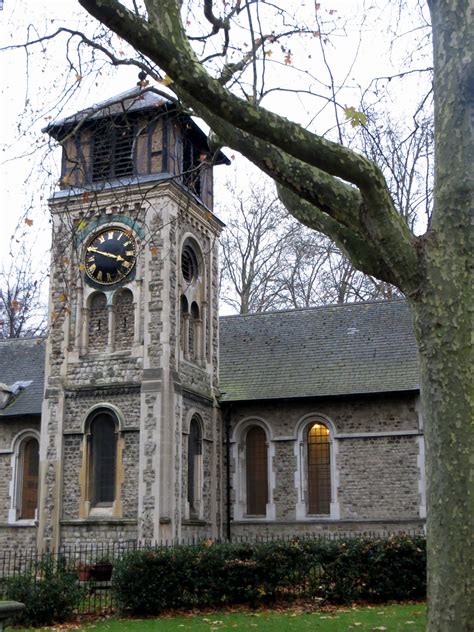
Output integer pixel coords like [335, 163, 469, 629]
[113, 287, 134, 350]
[231, 417, 275, 521]
[79, 405, 125, 518]
[294, 413, 339, 520]
[87, 291, 108, 352]
[9, 429, 40, 523]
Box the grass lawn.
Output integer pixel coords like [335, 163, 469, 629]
[17, 603, 426, 631]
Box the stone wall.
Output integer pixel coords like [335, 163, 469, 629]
[180, 393, 219, 532]
[227, 392, 424, 536]
[338, 435, 420, 519]
[63, 387, 141, 432]
[230, 520, 425, 539]
[65, 357, 142, 392]
[0, 525, 37, 549]
[60, 521, 138, 547]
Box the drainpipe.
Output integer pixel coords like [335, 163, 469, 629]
[224, 402, 232, 542]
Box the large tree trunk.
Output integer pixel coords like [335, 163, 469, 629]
[416, 2, 473, 629]
[411, 291, 473, 631]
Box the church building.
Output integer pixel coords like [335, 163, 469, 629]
[0, 88, 425, 551]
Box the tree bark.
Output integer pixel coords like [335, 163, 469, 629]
[412, 2, 473, 629]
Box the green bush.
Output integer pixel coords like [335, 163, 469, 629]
[301, 535, 426, 603]
[5, 555, 83, 626]
[112, 535, 426, 615]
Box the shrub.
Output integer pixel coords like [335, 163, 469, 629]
[302, 535, 426, 604]
[112, 535, 426, 615]
[5, 555, 83, 626]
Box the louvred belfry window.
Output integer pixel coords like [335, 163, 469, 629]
[182, 136, 202, 196]
[246, 426, 268, 515]
[92, 118, 134, 182]
[181, 245, 198, 283]
[307, 423, 331, 514]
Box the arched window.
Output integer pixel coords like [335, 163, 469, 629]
[88, 292, 108, 352]
[18, 437, 39, 520]
[188, 302, 200, 360]
[187, 416, 202, 518]
[88, 410, 117, 506]
[181, 244, 199, 283]
[180, 295, 189, 354]
[307, 423, 331, 515]
[246, 426, 268, 516]
[113, 288, 134, 350]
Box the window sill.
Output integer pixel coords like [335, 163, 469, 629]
[61, 518, 137, 526]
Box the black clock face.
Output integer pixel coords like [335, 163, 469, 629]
[84, 227, 137, 285]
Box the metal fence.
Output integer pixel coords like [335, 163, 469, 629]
[0, 530, 424, 615]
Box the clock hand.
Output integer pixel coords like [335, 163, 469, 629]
[87, 247, 125, 262]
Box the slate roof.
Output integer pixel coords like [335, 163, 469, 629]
[219, 300, 419, 402]
[44, 87, 230, 165]
[0, 338, 46, 417]
[45, 87, 167, 132]
[0, 301, 420, 413]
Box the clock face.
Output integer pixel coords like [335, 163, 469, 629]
[84, 227, 137, 285]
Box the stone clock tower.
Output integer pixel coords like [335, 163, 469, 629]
[37, 87, 228, 549]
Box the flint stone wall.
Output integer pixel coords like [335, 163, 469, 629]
[228, 393, 423, 526]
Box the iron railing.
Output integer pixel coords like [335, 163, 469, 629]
[0, 529, 424, 615]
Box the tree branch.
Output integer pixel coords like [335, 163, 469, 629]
[77, 0, 390, 191]
[277, 186, 396, 284]
[77, 0, 422, 293]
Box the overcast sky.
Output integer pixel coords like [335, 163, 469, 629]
[0, 1, 431, 278]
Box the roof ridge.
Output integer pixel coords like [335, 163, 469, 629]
[219, 298, 407, 320]
[0, 336, 46, 344]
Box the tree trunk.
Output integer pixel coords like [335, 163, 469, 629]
[421, 3, 474, 627]
[414, 3, 474, 628]
[410, 283, 473, 630]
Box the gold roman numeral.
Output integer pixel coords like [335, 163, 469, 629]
[108, 231, 114, 240]
[88, 263, 96, 273]
[97, 271, 103, 281]
[106, 273, 113, 282]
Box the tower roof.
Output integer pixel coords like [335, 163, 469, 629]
[44, 86, 230, 165]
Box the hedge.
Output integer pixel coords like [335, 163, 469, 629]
[4, 555, 84, 627]
[112, 535, 426, 615]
